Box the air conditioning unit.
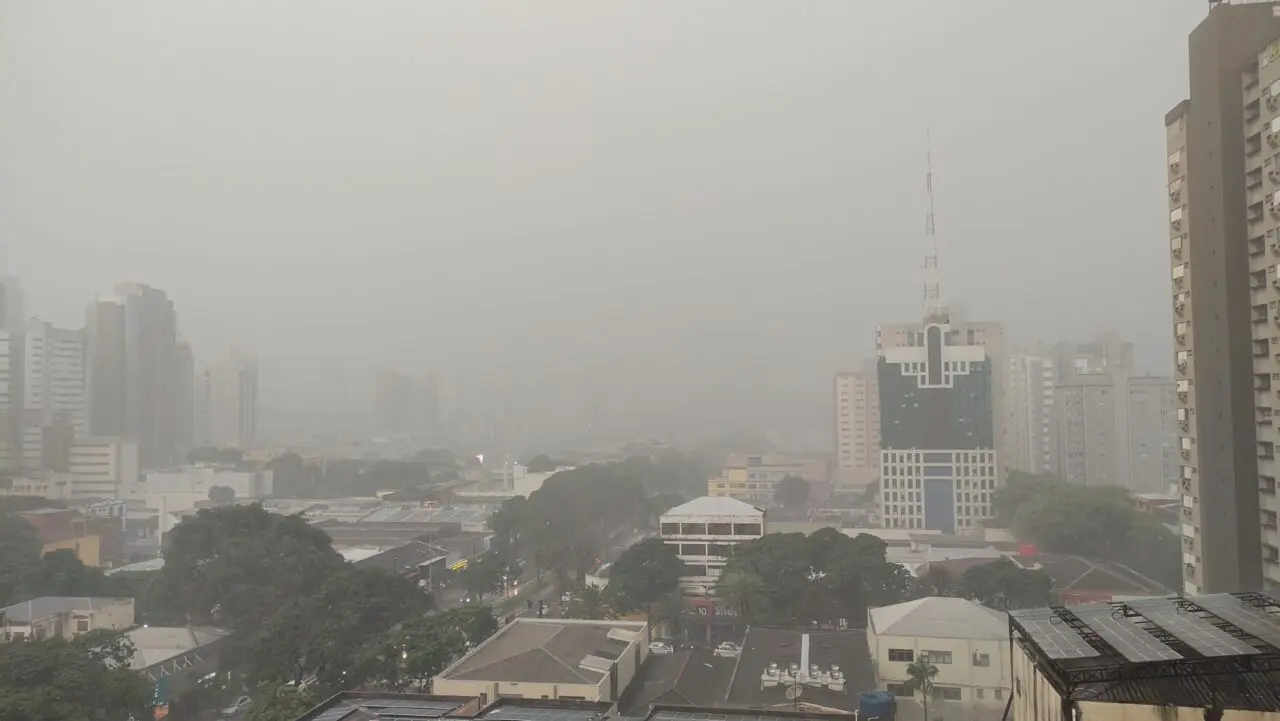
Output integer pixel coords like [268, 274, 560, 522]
[1175, 276, 1185, 288]
[1173, 246, 1183, 259]
[1171, 189, 1182, 202]
[1182, 449, 1191, 460]
[1270, 206, 1280, 219]
[1171, 160, 1181, 174]
[1172, 218, 1183, 230]
[1268, 94, 1279, 110]
[1269, 132, 1279, 147]
[1175, 300, 1186, 314]
[1177, 333, 1187, 344]
[1177, 359, 1189, 371]
[1271, 170, 1280, 184]
[1178, 391, 1189, 401]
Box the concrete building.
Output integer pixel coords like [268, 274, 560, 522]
[659, 496, 764, 595]
[86, 284, 182, 469]
[200, 352, 258, 449]
[128, 625, 231, 718]
[1165, 3, 1280, 595]
[375, 370, 440, 435]
[1004, 352, 1057, 475]
[834, 362, 881, 488]
[877, 313, 999, 533]
[132, 464, 273, 513]
[1010, 593, 1280, 719]
[867, 597, 1010, 720]
[433, 618, 650, 703]
[66, 437, 140, 498]
[706, 454, 825, 503]
[20, 320, 86, 471]
[0, 275, 24, 471]
[1053, 372, 1178, 494]
[0, 597, 134, 642]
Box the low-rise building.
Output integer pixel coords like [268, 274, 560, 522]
[867, 597, 1010, 720]
[659, 497, 765, 595]
[294, 694, 609, 721]
[1010, 592, 1280, 719]
[131, 464, 273, 513]
[433, 618, 650, 703]
[128, 625, 231, 718]
[707, 454, 825, 503]
[0, 596, 135, 642]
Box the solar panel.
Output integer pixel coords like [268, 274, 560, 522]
[1126, 598, 1258, 657]
[1016, 610, 1101, 659]
[310, 706, 357, 721]
[650, 712, 823, 721]
[1074, 607, 1182, 662]
[481, 706, 606, 721]
[1197, 594, 1280, 648]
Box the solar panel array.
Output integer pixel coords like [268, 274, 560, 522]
[309, 699, 466, 721]
[480, 706, 607, 721]
[1015, 609, 1100, 659]
[1073, 607, 1182, 663]
[650, 712, 828, 721]
[1197, 594, 1280, 648]
[1126, 598, 1258, 657]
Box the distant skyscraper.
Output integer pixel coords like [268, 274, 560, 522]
[0, 276, 24, 469]
[834, 361, 880, 487]
[173, 341, 195, 452]
[1005, 352, 1057, 474]
[374, 371, 414, 434]
[201, 352, 258, 450]
[87, 283, 181, 468]
[416, 372, 439, 432]
[21, 320, 87, 469]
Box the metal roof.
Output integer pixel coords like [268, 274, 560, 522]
[661, 497, 763, 518]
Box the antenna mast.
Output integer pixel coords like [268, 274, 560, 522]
[922, 130, 948, 323]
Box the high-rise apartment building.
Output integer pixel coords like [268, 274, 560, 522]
[200, 353, 258, 450]
[86, 284, 181, 469]
[876, 313, 999, 532]
[834, 360, 880, 487]
[374, 370, 439, 435]
[1005, 352, 1057, 474]
[0, 276, 24, 470]
[1054, 371, 1176, 494]
[1165, 2, 1280, 595]
[20, 321, 86, 470]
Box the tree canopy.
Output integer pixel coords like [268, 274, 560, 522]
[774, 476, 810, 509]
[716, 528, 911, 625]
[0, 629, 152, 721]
[248, 683, 319, 721]
[608, 538, 683, 615]
[956, 558, 1053, 609]
[525, 454, 561, 473]
[996, 471, 1181, 590]
[0, 512, 138, 608]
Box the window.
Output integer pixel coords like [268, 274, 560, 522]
[995, 689, 1004, 700]
[973, 652, 990, 667]
[976, 689, 984, 700]
[922, 650, 952, 664]
[76, 618, 89, 633]
[888, 649, 914, 662]
[887, 683, 913, 698]
[933, 687, 962, 701]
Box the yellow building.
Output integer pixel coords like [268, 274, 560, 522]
[43, 534, 102, 567]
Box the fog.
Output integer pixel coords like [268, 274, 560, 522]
[0, 1, 1203, 446]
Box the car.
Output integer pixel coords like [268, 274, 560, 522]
[649, 641, 674, 655]
[714, 642, 742, 658]
[219, 696, 252, 717]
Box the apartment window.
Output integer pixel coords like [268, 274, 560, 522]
[933, 687, 962, 701]
[995, 689, 1004, 701]
[976, 689, 984, 700]
[973, 652, 991, 667]
[888, 649, 914, 662]
[887, 684, 913, 698]
[922, 650, 952, 664]
[76, 618, 89, 633]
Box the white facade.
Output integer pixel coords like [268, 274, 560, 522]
[1004, 353, 1056, 474]
[21, 321, 87, 469]
[659, 496, 765, 595]
[880, 449, 999, 532]
[200, 353, 258, 450]
[133, 465, 273, 512]
[835, 363, 880, 487]
[0, 328, 19, 470]
[868, 597, 1011, 721]
[67, 437, 139, 499]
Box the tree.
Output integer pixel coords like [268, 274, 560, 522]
[921, 566, 953, 597]
[157, 504, 346, 632]
[0, 630, 152, 721]
[567, 586, 619, 620]
[717, 571, 767, 621]
[904, 659, 939, 721]
[608, 538, 683, 616]
[208, 485, 236, 505]
[249, 683, 318, 721]
[957, 558, 1053, 610]
[458, 554, 504, 602]
[526, 454, 558, 473]
[0, 513, 43, 605]
[774, 476, 810, 510]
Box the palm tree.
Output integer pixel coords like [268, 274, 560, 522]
[717, 571, 766, 621]
[905, 659, 939, 721]
[567, 586, 619, 620]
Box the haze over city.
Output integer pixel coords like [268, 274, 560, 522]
[0, 0, 1198, 445]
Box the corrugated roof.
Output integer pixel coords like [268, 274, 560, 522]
[868, 597, 1007, 640]
[661, 497, 762, 518]
[0, 596, 131, 622]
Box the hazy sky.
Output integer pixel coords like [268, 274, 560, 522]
[0, 1, 1204, 442]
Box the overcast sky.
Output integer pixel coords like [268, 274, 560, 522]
[0, 1, 1203, 444]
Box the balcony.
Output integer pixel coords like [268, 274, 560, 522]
[1264, 511, 1279, 531]
[1262, 475, 1277, 494]
[1260, 407, 1274, 427]
[1259, 374, 1273, 392]
[1261, 441, 1276, 460]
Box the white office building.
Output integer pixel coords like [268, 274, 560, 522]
[132, 464, 272, 513]
[659, 496, 765, 595]
[199, 353, 258, 450]
[21, 321, 87, 469]
[67, 437, 139, 499]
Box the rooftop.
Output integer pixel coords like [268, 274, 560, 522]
[295, 694, 616, 721]
[0, 596, 132, 623]
[868, 597, 1007, 641]
[644, 707, 857, 721]
[726, 628, 875, 711]
[125, 626, 231, 670]
[618, 645, 738, 715]
[1011, 592, 1280, 710]
[438, 618, 648, 685]
[662, 497, 763, 518]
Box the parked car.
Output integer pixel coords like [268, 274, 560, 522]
[649, 641, 675, 655]
[219, 696, 252, 718]
[714, 642, 742, 658]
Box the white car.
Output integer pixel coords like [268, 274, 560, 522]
[649, 641, 674, 655]
[714, 642, 742, 658]
[219, 696, 252, 718]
